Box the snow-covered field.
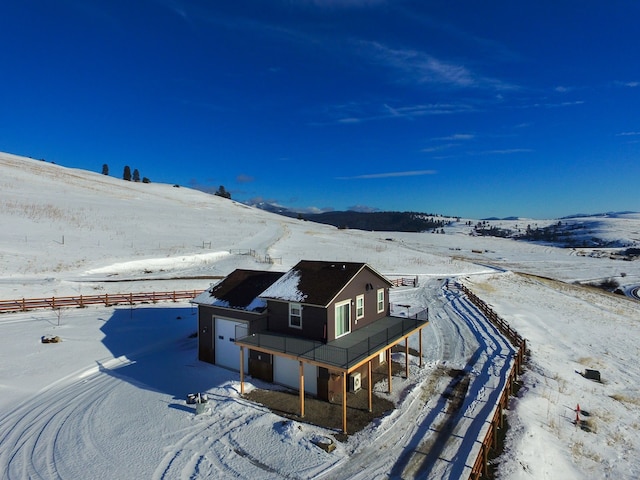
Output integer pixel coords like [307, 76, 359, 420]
[1, 152, 639, 479]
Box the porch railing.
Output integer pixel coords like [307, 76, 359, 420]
[236, 317, 426, 369]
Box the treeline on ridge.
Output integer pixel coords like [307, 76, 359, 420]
[302, 211, 454, 232]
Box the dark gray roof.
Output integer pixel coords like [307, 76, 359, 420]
[259, 260, 391, 307]
[192, 269, 284, 311]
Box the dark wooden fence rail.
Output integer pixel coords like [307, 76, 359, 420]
[390, 276, 419, 287]
[0, 290, 201, 313]
[457, 283, 528, 480]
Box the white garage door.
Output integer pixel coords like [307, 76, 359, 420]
[215, 318, 248, 373]
[274, 356, 317, 395]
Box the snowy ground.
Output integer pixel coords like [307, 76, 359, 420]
[1, 152, 639, 479]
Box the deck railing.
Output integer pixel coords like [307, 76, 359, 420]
[237, 316, 427, 369]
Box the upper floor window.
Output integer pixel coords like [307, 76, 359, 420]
[335, 299, 351, 338]
[289, 303, 302, 329]
[356, 294, 365, 320]
[377, 288, 385, 313]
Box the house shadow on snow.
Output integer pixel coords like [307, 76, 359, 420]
[98, 305, 240, 407]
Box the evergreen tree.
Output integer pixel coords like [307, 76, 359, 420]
[133, 169, 140, 182]
[101, 164, 109, 175]
[215, 185, 231, 199]
[123, 166, 132, 181]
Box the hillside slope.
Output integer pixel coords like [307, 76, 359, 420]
[0, 152, 487, 299]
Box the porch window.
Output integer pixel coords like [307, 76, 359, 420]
[356, 294, 365, 320]
[289, 303, 302, 329]
[377, 288, 385, 313]
[335, 300, 351, 338]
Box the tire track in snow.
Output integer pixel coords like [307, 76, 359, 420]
[0, 371, 118, 480]
[410, 283, 515, 479]
[153, 403, 281, 480]
[153, 413, 249, 480]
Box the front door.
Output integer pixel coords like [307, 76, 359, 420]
[198, 315, 214, 364]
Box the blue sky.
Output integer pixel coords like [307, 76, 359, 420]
[1, 1, 639, 219]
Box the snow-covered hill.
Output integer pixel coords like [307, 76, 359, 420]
[1, 151, 639, 479]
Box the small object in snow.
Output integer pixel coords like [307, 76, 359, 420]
[194, 393, 210, 415]
[41, 335, 61, 343]
[187, 392, 209, 405]
[582, 369, 601, 382]
[312, 436, 336, 453]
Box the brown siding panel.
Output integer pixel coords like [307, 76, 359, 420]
[326, 268, 391, 341]
[266, 301, 328, 342]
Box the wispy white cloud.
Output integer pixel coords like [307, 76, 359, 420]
[616, 131, 640, 136]
[421, 133, 474, 153]
[482, 148, 533, 155]
[614, 81, 639, 88]
[421, 144, 457, 153]
[437, 133, 475, 141]
[337, 117, 362, 124]
[511, 100, 585, 109]
[358, 41, 516, 91]
[325, 102, 475, 125]
[337, 170, 437, 180]
[236, 174, 255, 183]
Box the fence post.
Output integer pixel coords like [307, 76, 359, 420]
[483, 442, 489, 477]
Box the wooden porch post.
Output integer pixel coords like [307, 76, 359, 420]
[405, 340, 409, 379]
[387, 348, 392, 394]
[368, 360, 373, 412]
[342, 372, 348, 434]
[239, 346, 245, 395]
[419, 328, 423, 368]
[299, 361, 305, 418]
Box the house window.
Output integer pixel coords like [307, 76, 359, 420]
[377, 288, 385, 313]
[356, 294, 365, 320]
[289, 303, 302, 329]
[335, 300, 351, 338]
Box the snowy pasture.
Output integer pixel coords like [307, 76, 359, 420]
[1, 152, 639, 479]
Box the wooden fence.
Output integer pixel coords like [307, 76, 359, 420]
[0, 290, 201, 313]
[390, 276, 419, 287]
[457, 283, 528, 480]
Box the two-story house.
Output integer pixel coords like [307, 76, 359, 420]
[193, 260, 429, 433]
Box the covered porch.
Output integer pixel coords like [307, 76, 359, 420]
[235, 316, 429, 434]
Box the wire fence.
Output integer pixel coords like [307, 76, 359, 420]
[229, 249, 282, 265]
